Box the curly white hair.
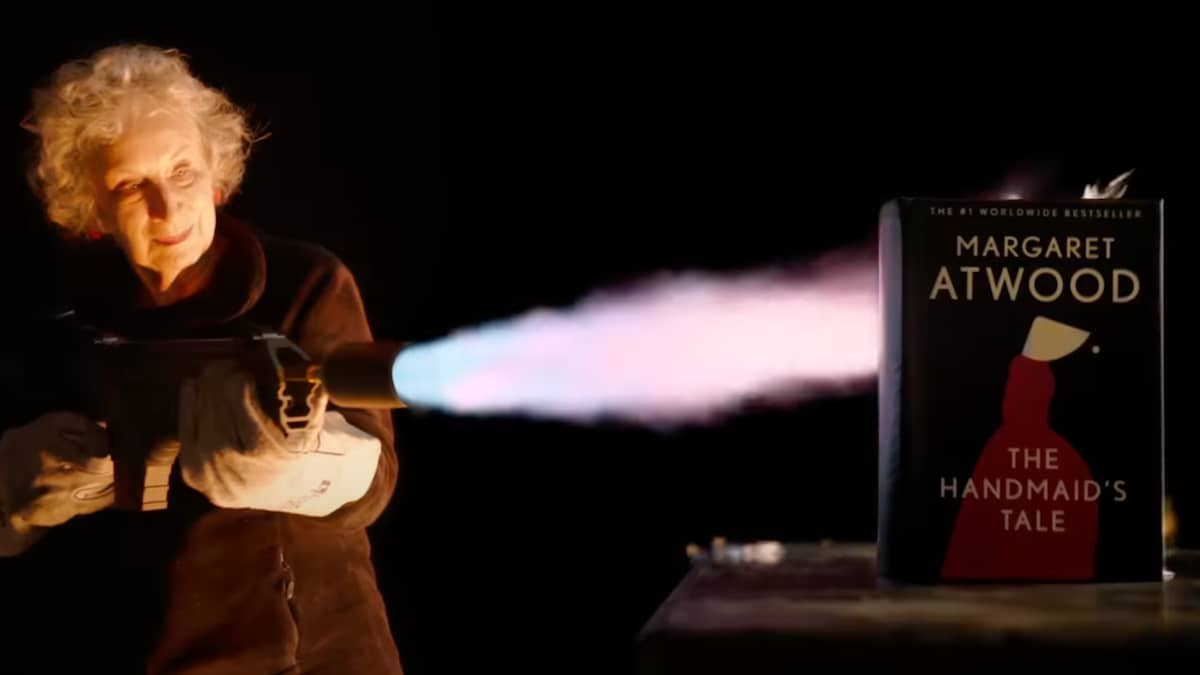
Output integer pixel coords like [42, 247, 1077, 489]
[21, 44, 258, 235]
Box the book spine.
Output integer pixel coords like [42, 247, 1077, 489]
[876, 199, 907, 580]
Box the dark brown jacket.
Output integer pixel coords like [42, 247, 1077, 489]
[0, 214, 403, 674]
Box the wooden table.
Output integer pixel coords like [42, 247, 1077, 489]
[638, 542, 1200, 674]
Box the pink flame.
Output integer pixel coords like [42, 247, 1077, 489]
[392, 247, 880, 426]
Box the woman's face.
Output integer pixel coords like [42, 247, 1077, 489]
[91, 104, 218, 292]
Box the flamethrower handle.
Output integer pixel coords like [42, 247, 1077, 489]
[104, 400, 180, 512]
[86, 332, 400, 512]
[101, 332, 323, 512]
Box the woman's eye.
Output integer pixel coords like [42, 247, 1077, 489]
[115, 182, 141, 195]
[172, 166, 194, 181]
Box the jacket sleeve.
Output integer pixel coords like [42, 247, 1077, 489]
[287, 258, 400, 531]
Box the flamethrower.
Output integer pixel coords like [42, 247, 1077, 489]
[67, 326, 410, 511]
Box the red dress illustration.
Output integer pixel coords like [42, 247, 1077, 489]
[941, 316, 1099, 580]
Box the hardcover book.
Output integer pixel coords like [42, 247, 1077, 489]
[877, 198, 1164, 582]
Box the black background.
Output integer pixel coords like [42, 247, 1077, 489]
[0, 7, 1196, 674]
[890, 202, 1163, 582]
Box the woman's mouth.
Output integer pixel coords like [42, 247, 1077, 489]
[153, 225, 193, 246]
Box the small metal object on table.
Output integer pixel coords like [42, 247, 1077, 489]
[638, 542, 1200, 675]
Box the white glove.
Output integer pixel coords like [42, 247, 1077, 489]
[178, 360, 381, 517]
[0, 412, 115, 556]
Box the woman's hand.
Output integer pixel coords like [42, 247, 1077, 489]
[178, 360, 381, 517]
[0, 412, 115, 555]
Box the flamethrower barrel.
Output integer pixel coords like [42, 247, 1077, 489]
[311, 341, 410, 409]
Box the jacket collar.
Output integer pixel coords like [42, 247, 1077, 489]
[63, 213, 267, 336]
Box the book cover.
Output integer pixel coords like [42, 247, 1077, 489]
[877, 198, 1164, 582]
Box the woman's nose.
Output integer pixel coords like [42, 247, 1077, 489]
[144, 181, 177, 221]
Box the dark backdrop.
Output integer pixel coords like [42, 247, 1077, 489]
[0, 7, 1194, 674]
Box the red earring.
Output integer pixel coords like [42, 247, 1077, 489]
[214, 189, 223, 205]
[87, 230, 103, 240]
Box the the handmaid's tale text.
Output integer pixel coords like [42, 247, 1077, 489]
[940, 447, 1127, 533]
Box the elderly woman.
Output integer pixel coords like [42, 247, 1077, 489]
[0, 45, 404, 674]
